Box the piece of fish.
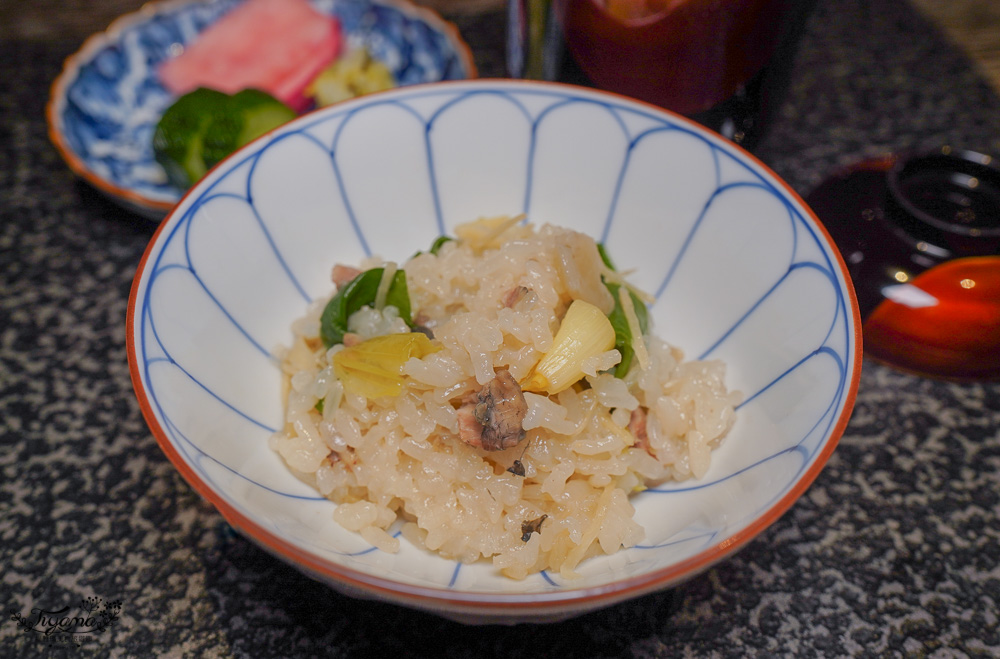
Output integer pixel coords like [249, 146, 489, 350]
[457, 369, 528, 451]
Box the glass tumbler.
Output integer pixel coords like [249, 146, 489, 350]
[507, 0, 814, 150]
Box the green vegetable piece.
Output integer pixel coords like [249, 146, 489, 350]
[320, 268, 413, 348]
[596, 243, 615, 270]
[598, 243, 649, 378]
[201, 105, 242, 174]
[231, 89, 297, 148]
[429, 236, 454, 255]
[153, 87, 295, 189]
[203, 89, 296, 173]
[411, 235, 454, 259]
[153, 88, 228, 189]
[606, 282, 649, 377]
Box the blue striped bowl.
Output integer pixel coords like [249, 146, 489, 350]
[48, 0, 475, 219]
[127, 80, 862, 623]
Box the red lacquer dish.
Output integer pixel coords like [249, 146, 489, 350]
[806, 147, 1000, 380]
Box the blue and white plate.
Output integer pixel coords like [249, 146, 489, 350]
[48, 0, 475, 219]
[128, 80, 863, 623]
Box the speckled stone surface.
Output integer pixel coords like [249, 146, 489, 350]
[2, 0, 999, 656]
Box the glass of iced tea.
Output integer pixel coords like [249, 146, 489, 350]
[507, 0, 813, 149]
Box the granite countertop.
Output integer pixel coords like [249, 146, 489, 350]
[2, 0, 1000, 656]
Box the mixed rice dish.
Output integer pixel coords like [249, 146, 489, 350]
[271, 217, 740, 579]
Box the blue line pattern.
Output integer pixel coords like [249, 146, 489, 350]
[133, 82, 858, 594]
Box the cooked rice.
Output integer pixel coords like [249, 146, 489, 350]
[270, 218, 740, 579]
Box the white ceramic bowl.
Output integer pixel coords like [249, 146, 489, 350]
[47, 0, 475, 219]
[127, 80, 862, 624]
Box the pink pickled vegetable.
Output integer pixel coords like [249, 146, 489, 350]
[158, 0, 342, 112]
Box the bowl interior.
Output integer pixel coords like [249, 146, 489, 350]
[129, 80, 860, 613]
[49, 0, 475, 218]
